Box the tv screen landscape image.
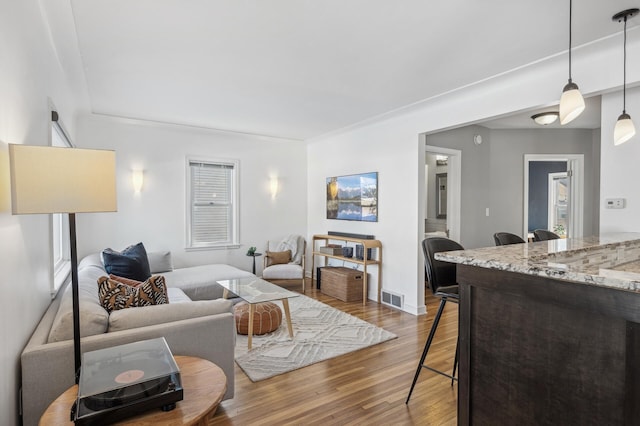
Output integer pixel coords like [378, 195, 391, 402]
[326, 172, 378, 222]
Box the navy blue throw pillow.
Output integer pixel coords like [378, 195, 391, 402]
[102, 242, 151, 281]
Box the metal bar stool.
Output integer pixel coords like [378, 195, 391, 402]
[406, 237, 463, 404]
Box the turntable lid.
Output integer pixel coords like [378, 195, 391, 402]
[78, 337, 180, 398]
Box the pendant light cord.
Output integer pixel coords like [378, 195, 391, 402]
[623, 15, 628, 113]
[568, 0, 573, 81]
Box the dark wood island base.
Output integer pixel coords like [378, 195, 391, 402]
[457, 264, 640, 425]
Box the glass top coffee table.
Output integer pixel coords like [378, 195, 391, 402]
[217, 277, 299, 350]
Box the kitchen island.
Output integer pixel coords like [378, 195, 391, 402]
[436, 233, 640, 425]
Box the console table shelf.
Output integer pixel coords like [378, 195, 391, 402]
[311, 234, 382, 305]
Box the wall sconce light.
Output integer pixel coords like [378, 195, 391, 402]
[559, 0, 585, 125]
[269, 176, 279, 199]
[531, 112, 559, 125]
[132, 170, 144, 193]
[612, 8, 639, 146]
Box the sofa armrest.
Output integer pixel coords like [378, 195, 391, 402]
[21, 313, 235, 426]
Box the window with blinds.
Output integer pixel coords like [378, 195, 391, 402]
[187, 159, 239, 248]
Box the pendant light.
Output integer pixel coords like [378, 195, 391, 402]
[612, 8, 639, 146]
[559, 0, 585, 125]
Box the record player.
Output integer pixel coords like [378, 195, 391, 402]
[71, 337, 183, 425]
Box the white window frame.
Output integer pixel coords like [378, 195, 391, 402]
[50, 110, 73, 296]
[186, 157, 240, 250]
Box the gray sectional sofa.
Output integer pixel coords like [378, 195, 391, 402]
[20, 252, 254, 426]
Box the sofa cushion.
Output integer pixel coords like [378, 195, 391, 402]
[148, 251, 174, 273]
[98, 275, 168, 313]
[162, 264, 255, 300]
[109, 274, 142, 287]
[166, 287, 191, 303]
[108, 298, 233, 332]
[102, 242, 151, 281]
[48, 264, 109, 343]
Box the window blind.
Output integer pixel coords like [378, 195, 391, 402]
[189, 161, 235, 246]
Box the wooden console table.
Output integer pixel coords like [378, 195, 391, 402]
[40, 356, 227, 426]
[311, 234, 382, 305]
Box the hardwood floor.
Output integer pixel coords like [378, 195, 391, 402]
[208, 284, 458, 425]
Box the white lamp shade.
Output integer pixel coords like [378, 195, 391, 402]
[559, 86, 585, 125]
[614, 114, 636, 146]
[9, 144, 117, 214]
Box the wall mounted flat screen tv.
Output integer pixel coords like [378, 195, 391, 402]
[326, 172, 378, 222]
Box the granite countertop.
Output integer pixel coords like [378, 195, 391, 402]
[435, 232, 640, 293]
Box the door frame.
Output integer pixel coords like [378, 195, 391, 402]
[523, 154, 584, 239]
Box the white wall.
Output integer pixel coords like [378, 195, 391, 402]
[600, 86, 640, 232]
[76, 115, 307, 273]
[426, 125, 491, 249]
[0, 1, 88, 424]
[488, 128, 599, 243]
[308, 30, 640, 315]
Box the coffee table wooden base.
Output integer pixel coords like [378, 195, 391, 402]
[247, 298, 294, 350]
[39, 356, 226, 426]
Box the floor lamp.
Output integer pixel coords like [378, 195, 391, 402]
[9, 144, 117, 383]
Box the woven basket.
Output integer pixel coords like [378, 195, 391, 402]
[321, 267, 363, 302]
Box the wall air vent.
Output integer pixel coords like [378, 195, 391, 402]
[381, 289, 404, 309]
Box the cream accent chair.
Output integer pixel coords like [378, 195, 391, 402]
[262, 235, 306, 292]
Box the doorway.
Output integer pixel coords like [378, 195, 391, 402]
[523, 154, 584, 239]
[424, 146, 461, 243]
[548, 172, 569, 237]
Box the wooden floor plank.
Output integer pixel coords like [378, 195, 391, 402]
[209, 284, 458, 425]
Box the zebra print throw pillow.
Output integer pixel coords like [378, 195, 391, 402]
[98, 275, 168, 313]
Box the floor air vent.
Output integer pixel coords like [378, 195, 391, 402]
[381, 289, 404, 309]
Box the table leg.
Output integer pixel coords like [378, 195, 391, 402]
[282, 298, 294, 339]
[223, 288, 229, 299]
[248, 304, 255, 350]
[362, 265, 368, 306]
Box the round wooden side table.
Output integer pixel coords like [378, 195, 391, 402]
[39, 355, 227, 426]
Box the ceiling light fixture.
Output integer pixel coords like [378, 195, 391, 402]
[531, 112, 559, 125]
[612, 8, 639, 146]
[559, 0, 585, 125]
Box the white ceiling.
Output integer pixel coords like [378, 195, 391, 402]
[68, 0, 639, 140]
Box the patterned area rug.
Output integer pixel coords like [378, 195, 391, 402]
[234, 295, 397, 382]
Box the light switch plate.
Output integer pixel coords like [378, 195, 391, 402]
[605, 198, 625, 209]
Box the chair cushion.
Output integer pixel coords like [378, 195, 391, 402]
[102, 242, 151, 281]
[268, 235, 305, 265]
[262, 264, 303, 280]
[266, 250, 291, 265]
